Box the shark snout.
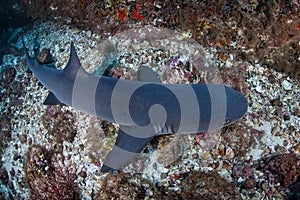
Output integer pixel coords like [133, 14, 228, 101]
[225, 87, 248, 125]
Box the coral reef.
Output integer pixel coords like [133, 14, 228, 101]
[178, 171, 241, 199]
[36, 48, 54, 65]
[0, 42, 23, 66]
[0, 115, 12, 157]
[286, 176, 300, 199]
[25, 145, 79, 199]
[17, 0, 300, 79]
[0, 0, 32, 32]
[0, 168, 12, 199]
[222, 120, 264, 157]
[232, 153, 300, 199]
[42, 105, 77, 143]
[85, 117, 118, 167]
[0, 1, 299, 199]
[219, 63, 249, 95]
[0, 66, 19, 160]
[0, 1, 32, 64]
[265, 36, 300, 79]
[0, 66, 17, 88]
[254, 153, 300, 189]
[96, 171, 242, 199]
[97, 173, 163, 199]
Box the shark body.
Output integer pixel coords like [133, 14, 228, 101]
[23, 40, 248, 172]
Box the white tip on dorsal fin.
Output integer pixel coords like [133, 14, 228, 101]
[137, 65, 161, 83]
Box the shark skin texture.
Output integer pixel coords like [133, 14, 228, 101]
[23, 39, 248, 172]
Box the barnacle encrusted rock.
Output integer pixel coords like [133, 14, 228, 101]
[25, 145, 79, 199]
[181, 171, 241, 199]
[254, 153, 300, 189]
[42, 105, 77, 143]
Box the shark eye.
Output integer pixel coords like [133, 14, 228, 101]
[224, 119, 232, 125]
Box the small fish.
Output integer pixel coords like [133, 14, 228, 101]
[23, 39, 248, 172]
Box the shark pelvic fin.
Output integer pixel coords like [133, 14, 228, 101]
[43, 92, 63, 105]
[137, 65, 161, 83]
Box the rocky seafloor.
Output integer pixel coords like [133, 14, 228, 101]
[0, 1, 300, 200]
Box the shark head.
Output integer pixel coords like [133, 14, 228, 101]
[224, 86, 248, 125]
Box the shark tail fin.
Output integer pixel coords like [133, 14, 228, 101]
[22, 37, 36, 72]
[22, 37, 30, 61]
[22, 36, 51, 73]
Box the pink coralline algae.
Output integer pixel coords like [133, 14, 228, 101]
[25, 145, 79, 200]
[233, 153, 300, 198]
[180, 171, 241, 199]
[232, 161, 255, 187]
[42, 105, 77, 143]
[0, 67, 17, 87]
[97, 173, 163, 199]
[0, 116, 12, 167]
[36, 48, 53, 64]
[254, 153, 300, 189]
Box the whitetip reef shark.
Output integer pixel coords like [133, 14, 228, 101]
[23, 38, 248, 172]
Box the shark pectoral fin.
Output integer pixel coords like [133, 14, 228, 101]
[43, 92, 63, 105]
[137, 65, 161, 83]
[101, 127, 154, 172]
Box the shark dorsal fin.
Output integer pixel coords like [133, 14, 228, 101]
[137, 65, 161, 83]
[63, 42, 86, 77]
[43, 92, 63, 105]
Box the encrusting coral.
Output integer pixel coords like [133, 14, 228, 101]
[25, 145, 79, 199]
